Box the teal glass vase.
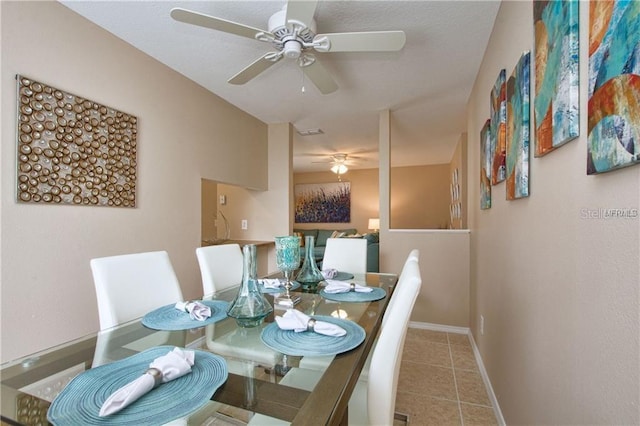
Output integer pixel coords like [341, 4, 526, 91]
[227, 244, 273, 327]
[296, 236, 324, 290]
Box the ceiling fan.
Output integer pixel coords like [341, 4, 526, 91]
[311, 153, 354, 164]
[170, 1, 406, 94]
[311, 153, 354, 178]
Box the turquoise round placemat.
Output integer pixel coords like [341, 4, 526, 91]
[332, 272, 354, 281]
[47, 346, 227, 425]
[142, 300, 229, 330]
[260, 315, 365, 357]
[258, 280, 301, 294]
[319, 287, 387, 303]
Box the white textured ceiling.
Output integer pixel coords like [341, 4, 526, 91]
[60, 0, 500, 172]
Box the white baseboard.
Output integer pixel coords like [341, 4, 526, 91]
[468, 332, 506, 426]
[409, 321, 505, 426]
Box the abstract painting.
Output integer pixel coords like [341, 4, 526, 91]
[480, 119, 492, 210]
[294, 182, 351, 223]
[490, 69, 507, 184]
[534, 0, 580, 156]
[506, 52, 531, 200]
[16, 75, 137, 207]
[588, 0, 640, 174]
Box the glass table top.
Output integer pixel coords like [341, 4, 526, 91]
[0, 273, 397, 426]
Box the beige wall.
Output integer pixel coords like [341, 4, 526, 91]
[379, 111, 471, 328]
[201, 179, 218, 241]
[390, 164, 450, 229]
[200, 123, 294, 275]
[467, 2, 639, 424]
[382, 230, 470, 327]
[293, 168, 379, 233]
[0, 1, 270, 363]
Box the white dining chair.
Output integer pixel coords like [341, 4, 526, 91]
[349, 259, 421, 425]
[276, 259, 422, 425]
[90, 250, 184, 330]
[195, 243, 243, 297]
[322, 237, 368, 275]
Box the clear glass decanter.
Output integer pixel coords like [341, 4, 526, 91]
[296, 236, 325, 291]
[227, 244, 273, 327]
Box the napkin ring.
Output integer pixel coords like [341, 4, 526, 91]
[180, 300, 196, 312]
[349, 282, 356, 292]
[306, 318, 316, 332]
[146, 368, 163, 387]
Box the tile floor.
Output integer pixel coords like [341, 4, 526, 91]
[193, 328, 500, 425]
[394, 328, 498, 426]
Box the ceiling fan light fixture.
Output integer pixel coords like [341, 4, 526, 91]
[331, 164, 348, 174]
[283, 39, 302, 58]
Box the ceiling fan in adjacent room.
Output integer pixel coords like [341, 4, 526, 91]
[311, 153, 355, 180]
[170, 0, 406, 94]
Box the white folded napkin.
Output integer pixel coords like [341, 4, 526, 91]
[275, 309, 346, 337]
[323, 280, 373, 294]
[258, 278, 283, 289]
[322, 269, 338, 279]
[175, 301, 211, 321]
[99, 347, 195, 416]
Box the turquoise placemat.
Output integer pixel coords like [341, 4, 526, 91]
[48, 346, 227, 425]
[319, 287, 386, 303]
[142, 300, 229, 330]
[331, 272, 354, 281]
[260, 315, 365, 357]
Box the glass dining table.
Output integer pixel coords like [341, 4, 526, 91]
[0, 272, 397, 426]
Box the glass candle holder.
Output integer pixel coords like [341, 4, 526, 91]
[274, 235, 301, 307]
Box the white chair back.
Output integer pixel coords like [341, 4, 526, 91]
[195, 244, 243, 297]
[322, 238, 367, 275]
[90, 251, 183, 330]
[364, 260, 422, 424]
[382, 249, 420, 328]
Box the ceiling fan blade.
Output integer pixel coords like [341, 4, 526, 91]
[170, 8, 270, 40]
[228, 53, 282, 85]
[302, 60, 338, 94]
[314, 31, 406, 52]
[285, 0, 318, 28]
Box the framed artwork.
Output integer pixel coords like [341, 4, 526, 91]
[490, 69, 507, 184]
[480, 119, 492, 210]
[587, 0, 640, 174]
[534, 0, 580, 156]
[506, 51, 531, 200]
[294, 181, 351, 223]
[16, 75, 137, 207]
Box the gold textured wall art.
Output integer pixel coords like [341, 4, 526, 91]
[16, 75, 137, 207]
